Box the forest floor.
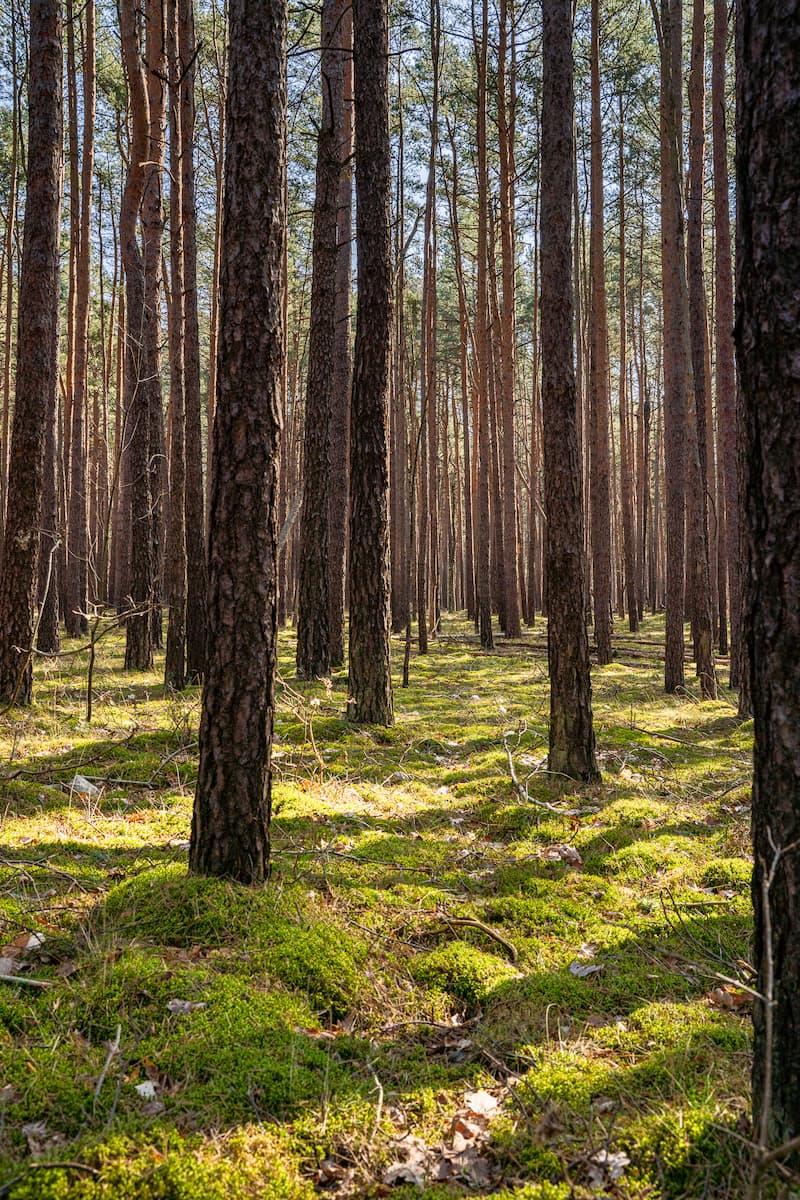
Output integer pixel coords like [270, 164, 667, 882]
[0, 615, 769, 1199]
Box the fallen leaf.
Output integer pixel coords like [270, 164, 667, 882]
[569, 961, 604, 978]
[135, 1081, 158, 1100]
[166, 998, 207, 1014]
[706, 986, 749, 1011]
[586, 1148, 630, 1188]
[463, 1089, 500, 1119]
[543, 844, 583, 867]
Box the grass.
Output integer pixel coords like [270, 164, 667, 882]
[0, 613, 774, 1198]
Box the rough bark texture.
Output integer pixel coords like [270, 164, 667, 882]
[658, 0, 688, 693]
[347, 0, 394, 725]
[190, 0, 286, 883]
[297, 0, 342, 680]
[735, 0, 800, 1150]
[0, 0, 62, 704]
[120, 0, 153, 671]
[540, 0, 598, 783]
[36, 361, 61, 655]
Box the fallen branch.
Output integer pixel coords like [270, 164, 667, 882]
[0, 973, 52, 989]
[434, 915, 519, 964]
[503, 734, 582, 817]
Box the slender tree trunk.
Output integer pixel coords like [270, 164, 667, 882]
[297, 0, 345, 680]
[328, 0, 353, 667]
[0, 0, 62, 705]
[180, 0, 208, 681]
[474, 0, 493, 650]
[164, 0, 187, 690]
[617, 101, 639, 633]
[190, 0, 286, 883]
[347, 0, 394, 724]
[588, 0, 613, 663]
[120, 0, 153, 670]
[66, 0, 95, 638]
[686, 0, 717, 697]
[498, 0, 521, 638]
[541, 0, 598, 782]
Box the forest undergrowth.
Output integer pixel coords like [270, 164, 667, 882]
[0, 616, 769, 1199]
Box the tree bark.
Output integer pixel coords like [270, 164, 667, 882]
[190, 0, 286, 883]
[347, 0, 394, 724]
[540, 0, 599, 783]
[297, 0, 344, 680]
[328, 0, 353, 668]
[736, 0, 800, 1152]
[0, 0, 62, 705]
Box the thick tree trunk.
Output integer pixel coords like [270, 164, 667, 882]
[736, 0, 800, 1153]
[347, 0, 394, 724]
[540, 0, 598, 783]
[190, 0, 286, 883]
[0, 0, 62, 705]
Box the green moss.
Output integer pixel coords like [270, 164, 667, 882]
[410, 941, 518, 1009]
[700, 857, 752, 892]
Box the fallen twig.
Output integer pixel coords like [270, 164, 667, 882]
[0, 973, 52, 990]
[434, 914, 519, 964]
[503, 734, 582, 817]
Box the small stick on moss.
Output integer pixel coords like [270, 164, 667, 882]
[0, 973, 52, 989]
[367, 1064, 384, 1145]
[503, 734, 581, 817]
[435, 915, 519, 964]
[93, 1024, 121, 1115]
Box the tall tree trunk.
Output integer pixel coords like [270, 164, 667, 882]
[736, 0, 800, 1152]
[0, 0, 62, 705]
[328, 0, 353, 667]
[657, 0, 688, 693]
[588, 0, 613, 664]
[617, 100, 639, 633]
[190, 0, 286, 883]
[498, 0, 521, 637]
[686, 0, 717, 697]
[347, 0, 394, 724]
[474, 0, 493, 650]
[66, 0, 95, 638]
[180, 0, 208, 681]
[540, 0, 598, 782]
[297, 0, 344, 680]
[164, 0, 187, 690]
[120, 0, 153, 670]
[712, 0, 741, 693]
